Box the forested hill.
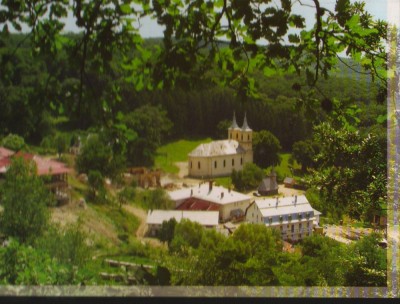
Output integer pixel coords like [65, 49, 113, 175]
[0, 34, 383, 150]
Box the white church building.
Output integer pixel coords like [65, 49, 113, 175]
[188, 113, 253, 178]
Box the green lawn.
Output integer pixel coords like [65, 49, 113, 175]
[155, 138, 212, 173]
[267, 153, 301, 182]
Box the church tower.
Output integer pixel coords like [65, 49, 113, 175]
[228, 112, 241, 141]
[239, 113, 253, 163]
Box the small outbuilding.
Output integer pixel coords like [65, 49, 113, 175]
[283, 177, 296, 188]
[257, 171, 278, 196]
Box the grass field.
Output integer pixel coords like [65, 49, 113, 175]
[155, 138, 212, 173]
[268, 153, 301, 182]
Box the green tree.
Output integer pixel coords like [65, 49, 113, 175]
[309, 119, 386, 220]
[231, 163, 264, 191]
[55, 133, 70, 158]
[158, 218, 177, 245]
[124, 105, 173, 167]
[35, 221, 91, 268]
[0, 239, 70, 285]
[87, 170, 106, 203]
[147, 188, 175, 210]
[253, 130, 282, 168]
[216, 119, 232, 139]
[291, 140, 319, 172]
[117, 186, 136, 209]
[344, 233, 387, 286]
[76, 133, 125, 179]
[1, 133, 25, 151]
[0, 157, 53, 244]
[169, 219, 204, 254]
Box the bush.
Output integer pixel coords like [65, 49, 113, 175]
[1, 133, 25, 151]
[231, 163, 264, 191]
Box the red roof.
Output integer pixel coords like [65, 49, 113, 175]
[0, 151, 70, 176]
[176, 197, 221, 211]
[0, 147, 15, 160]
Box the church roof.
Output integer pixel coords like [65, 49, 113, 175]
[229, 112, 240, 130]
[241, 113, 252, 131]
[188, 140, 245, 157]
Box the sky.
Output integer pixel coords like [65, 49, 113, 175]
[59, 0, 394, 37]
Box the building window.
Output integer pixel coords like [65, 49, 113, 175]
[230, 134, 232, 139]
[269, 217, 272, 224]
[214, 161, 217, 169]
[298, 213, 302, 220]
[241, 134, 243, 140]
[280, 225, 283, 230]
[232, 159, 234, 166]
[190, 161, 192, 169]
[198, 162, 200, 169]
[252, 212, 254, 218]
[291, 225, 294, 233]
[307, 222, 310, 228]
[248, 134, 250, 140]
[298, 234, 301, 239]
[223, 160, 226, 167]
[236, 133, 238, 139]
[240, 157, 243, 165]
[279, 216, 283, 223]
[288, 214, 292, 222]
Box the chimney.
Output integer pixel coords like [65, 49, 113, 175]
[221, 192, 224, 199]
[276, 197, 279, 206]
[228, 187, 231, 193]
[209, 180, 213, 192]
[295, 195, 297, 204]
[190, 189, 193, 196]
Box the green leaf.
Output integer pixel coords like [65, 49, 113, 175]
[345, 15, 360, 29]
[120, 4, 132, 14]
[376, 115, 386, 124]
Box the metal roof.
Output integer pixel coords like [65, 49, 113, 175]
[0, 152, 71, 176]
[253, 195, 321, 217]
[168, 183, 251, 206]
[146, 210, 219, 226]
[188, 140, 245, 157]
[0, 147, 15, 159]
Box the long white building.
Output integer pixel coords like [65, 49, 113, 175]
[246, 195, 321, 242]
[146, 210, 219, 236]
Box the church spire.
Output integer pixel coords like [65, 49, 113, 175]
[241, 112, 252, 131]
[230, 112, 240, 130]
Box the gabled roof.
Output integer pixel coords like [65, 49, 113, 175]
[0, 147, 15, 160]
[258, 176, 278, 192]
[188, 140, 245, 157]
[146, 210, 219, 226]
[0, 152, 71, 176]
[168, 183, 251, 206]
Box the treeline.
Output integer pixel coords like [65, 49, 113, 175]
[0, 34, 383, 151]
[156, 219, 386, 286]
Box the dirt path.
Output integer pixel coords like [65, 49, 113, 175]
[122, 204, 148, 238]
[122, 204, 165, 248]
